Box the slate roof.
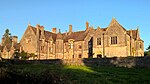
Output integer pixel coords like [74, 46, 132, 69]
[101, 28, 107, 31]
[29, 19, 142, 43]
[63, 30, 88, 42]
[30, 26, 88, 42]
[44, 31, 57, 41]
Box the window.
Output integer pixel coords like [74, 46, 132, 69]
[68, 39, 74, 49]
[78, 45, 82, 49]
[79, 54, 82, 58]
[139, 43, 142, 49]
[111, 36, 117, 44]
[97, 38, 101, 45]
[49, 47, 52, 53]
[41, 46, 44, 51]
[64, 43, 68, 52]
[70, 43, 73, 49]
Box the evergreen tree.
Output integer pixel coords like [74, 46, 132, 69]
[144, 44, 150, 56]
[147, 44, 150, 51]
[2, 29, 12, 46]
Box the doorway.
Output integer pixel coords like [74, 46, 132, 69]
[97, 54, 102, 58]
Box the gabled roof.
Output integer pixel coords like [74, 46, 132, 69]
[1, 43, 21, 52]
[29, 26, 37, 34]
[109, 18, 126, 31]
[27, 19, 142, 43]
[30, 26, 57, 42]
[44, 31, 57, 42]
[57, 32, 63, 39]
[29, 25, 88, 42]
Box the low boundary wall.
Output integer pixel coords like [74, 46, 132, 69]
[1, 56, 150, 68]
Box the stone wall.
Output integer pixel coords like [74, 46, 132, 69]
[1, 56, 150, 68]
[83, 56, 150, 68]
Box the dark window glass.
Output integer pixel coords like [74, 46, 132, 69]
[79, 45, 82, 49]
[79, 54, 82, 58]
[111, 36, 117, 44]
[97, 38, 101, 45]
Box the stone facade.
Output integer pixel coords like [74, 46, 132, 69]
[0, 36, 20, 59]
[1, 18, 144, 60]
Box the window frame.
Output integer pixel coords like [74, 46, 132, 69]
[97, 38, 101, 45]
[78, 45, 82, 49]
[78, 54, 82, 58]
[111, 36, 117, 45]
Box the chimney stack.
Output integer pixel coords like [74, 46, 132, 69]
[36, 24, 40, 38]
[86, 21, 89, 30]
[12, 36, 18, 45]
[69, 25, 72, 33]
[52, 28, 57, 34]
[40, 26, 44, 31]
[40, 26, 44, 35]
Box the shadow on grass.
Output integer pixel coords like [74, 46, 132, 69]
[0, 58, 150, 84]
[82, 57, 150, 84]
[0, 59, 63, 84]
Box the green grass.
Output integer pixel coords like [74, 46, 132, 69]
[1, 64, 150, 84]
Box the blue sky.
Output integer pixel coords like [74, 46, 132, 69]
[0, 0, 149, 50]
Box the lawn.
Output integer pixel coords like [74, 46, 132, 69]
[0, 63, 150, 84]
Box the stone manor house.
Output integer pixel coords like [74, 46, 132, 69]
[0, 18, 144, 59]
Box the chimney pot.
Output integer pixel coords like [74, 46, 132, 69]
[86, 21, 89, 30]
[69, 25, 72, 33]
[52, 28, 57, 34]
